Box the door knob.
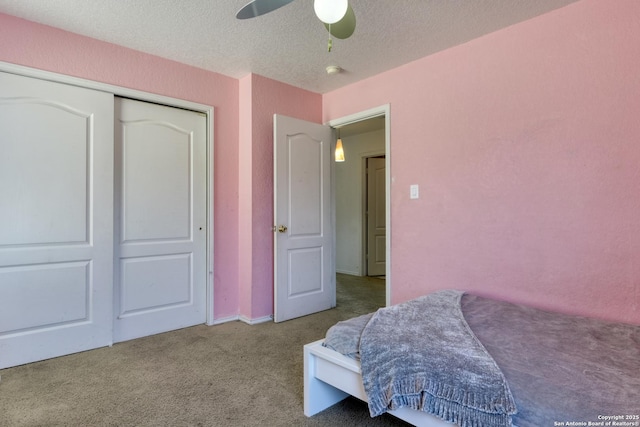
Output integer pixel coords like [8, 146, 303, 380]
[277, 225, 288, 233]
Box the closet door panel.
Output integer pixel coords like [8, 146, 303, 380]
[1, 102, 89, 245]
[114, 97, 207, 342]
[0, 71, 114, 369]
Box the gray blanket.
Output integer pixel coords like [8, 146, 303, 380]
[323, 312, 373, 360]
[359, 290, 516, 426]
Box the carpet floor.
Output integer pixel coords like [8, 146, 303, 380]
[0, 274, 410, 427]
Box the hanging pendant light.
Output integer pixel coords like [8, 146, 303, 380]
[335, 135, 345, 162]
[314, 0, 348, 24]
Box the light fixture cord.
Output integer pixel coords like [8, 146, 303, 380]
[327, 23, 333, 52]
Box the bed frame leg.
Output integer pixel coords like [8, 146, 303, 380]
[304, 342, 349, 417]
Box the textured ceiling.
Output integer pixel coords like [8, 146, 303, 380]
[0, 0, 579, 94]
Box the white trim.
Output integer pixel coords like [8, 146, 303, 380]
[328, 104, 391, 307]
[336, 269, 360, 276]
[0, 62, 211, 113]
[240, 315, 274, 325]
[206, 106, 216, 326]
[328, 105, 390, 128]
[1, 60, 216, 324]
[211, 315, 241, 325]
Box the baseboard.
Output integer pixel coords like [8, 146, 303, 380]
[239, 315, 273, 325]
[210, 315, 240, 325]
[210, 314, 274, 326]
[336, 269, 362, 276]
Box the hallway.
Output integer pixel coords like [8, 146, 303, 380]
[336, 273, 386, 315]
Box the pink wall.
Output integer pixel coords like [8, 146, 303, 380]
[4, 0, 639, 326]
[0, 13, 240, 320]
[238, 74, 322, 320]
[0, 13, 322, 323]
[323, 0, 640, 324]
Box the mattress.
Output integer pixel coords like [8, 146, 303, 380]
[324, 292, 640, 427]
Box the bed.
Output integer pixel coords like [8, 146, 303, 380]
[304, 290, 640, 427]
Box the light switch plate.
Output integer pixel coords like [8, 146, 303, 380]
[410, 184, 419, 199]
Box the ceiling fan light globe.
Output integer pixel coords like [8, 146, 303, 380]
[314, 0, 348, 24]
[324, 4, 355, 39]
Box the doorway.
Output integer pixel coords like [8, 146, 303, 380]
[330, 105, 390, 307]
[271, 107, 389, 321]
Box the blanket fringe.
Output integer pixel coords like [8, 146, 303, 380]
[369, 384, 513, 427]
[376, 376, 515, 414]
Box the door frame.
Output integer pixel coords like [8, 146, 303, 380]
[328, 104, 391, 307]
[0, 61, 216, 325]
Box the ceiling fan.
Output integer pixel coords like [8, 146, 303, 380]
[236, 0, 356, 51]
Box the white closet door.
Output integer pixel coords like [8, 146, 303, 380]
[114, 98, 207, 342]
[0, 72, 114, 369]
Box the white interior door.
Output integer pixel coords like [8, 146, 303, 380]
[0, 72, 114, 369]
[367, 157, 386, 276]
[273, 115, 334, 322]
[114, 97, 207, 342]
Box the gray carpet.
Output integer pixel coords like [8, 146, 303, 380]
[0, 274, 410, 427]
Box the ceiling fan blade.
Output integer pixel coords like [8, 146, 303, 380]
[236, 0, 296, 19]
[324, 4, 356, 39]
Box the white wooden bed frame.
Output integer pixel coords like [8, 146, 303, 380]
[304, 339, 456, 427]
